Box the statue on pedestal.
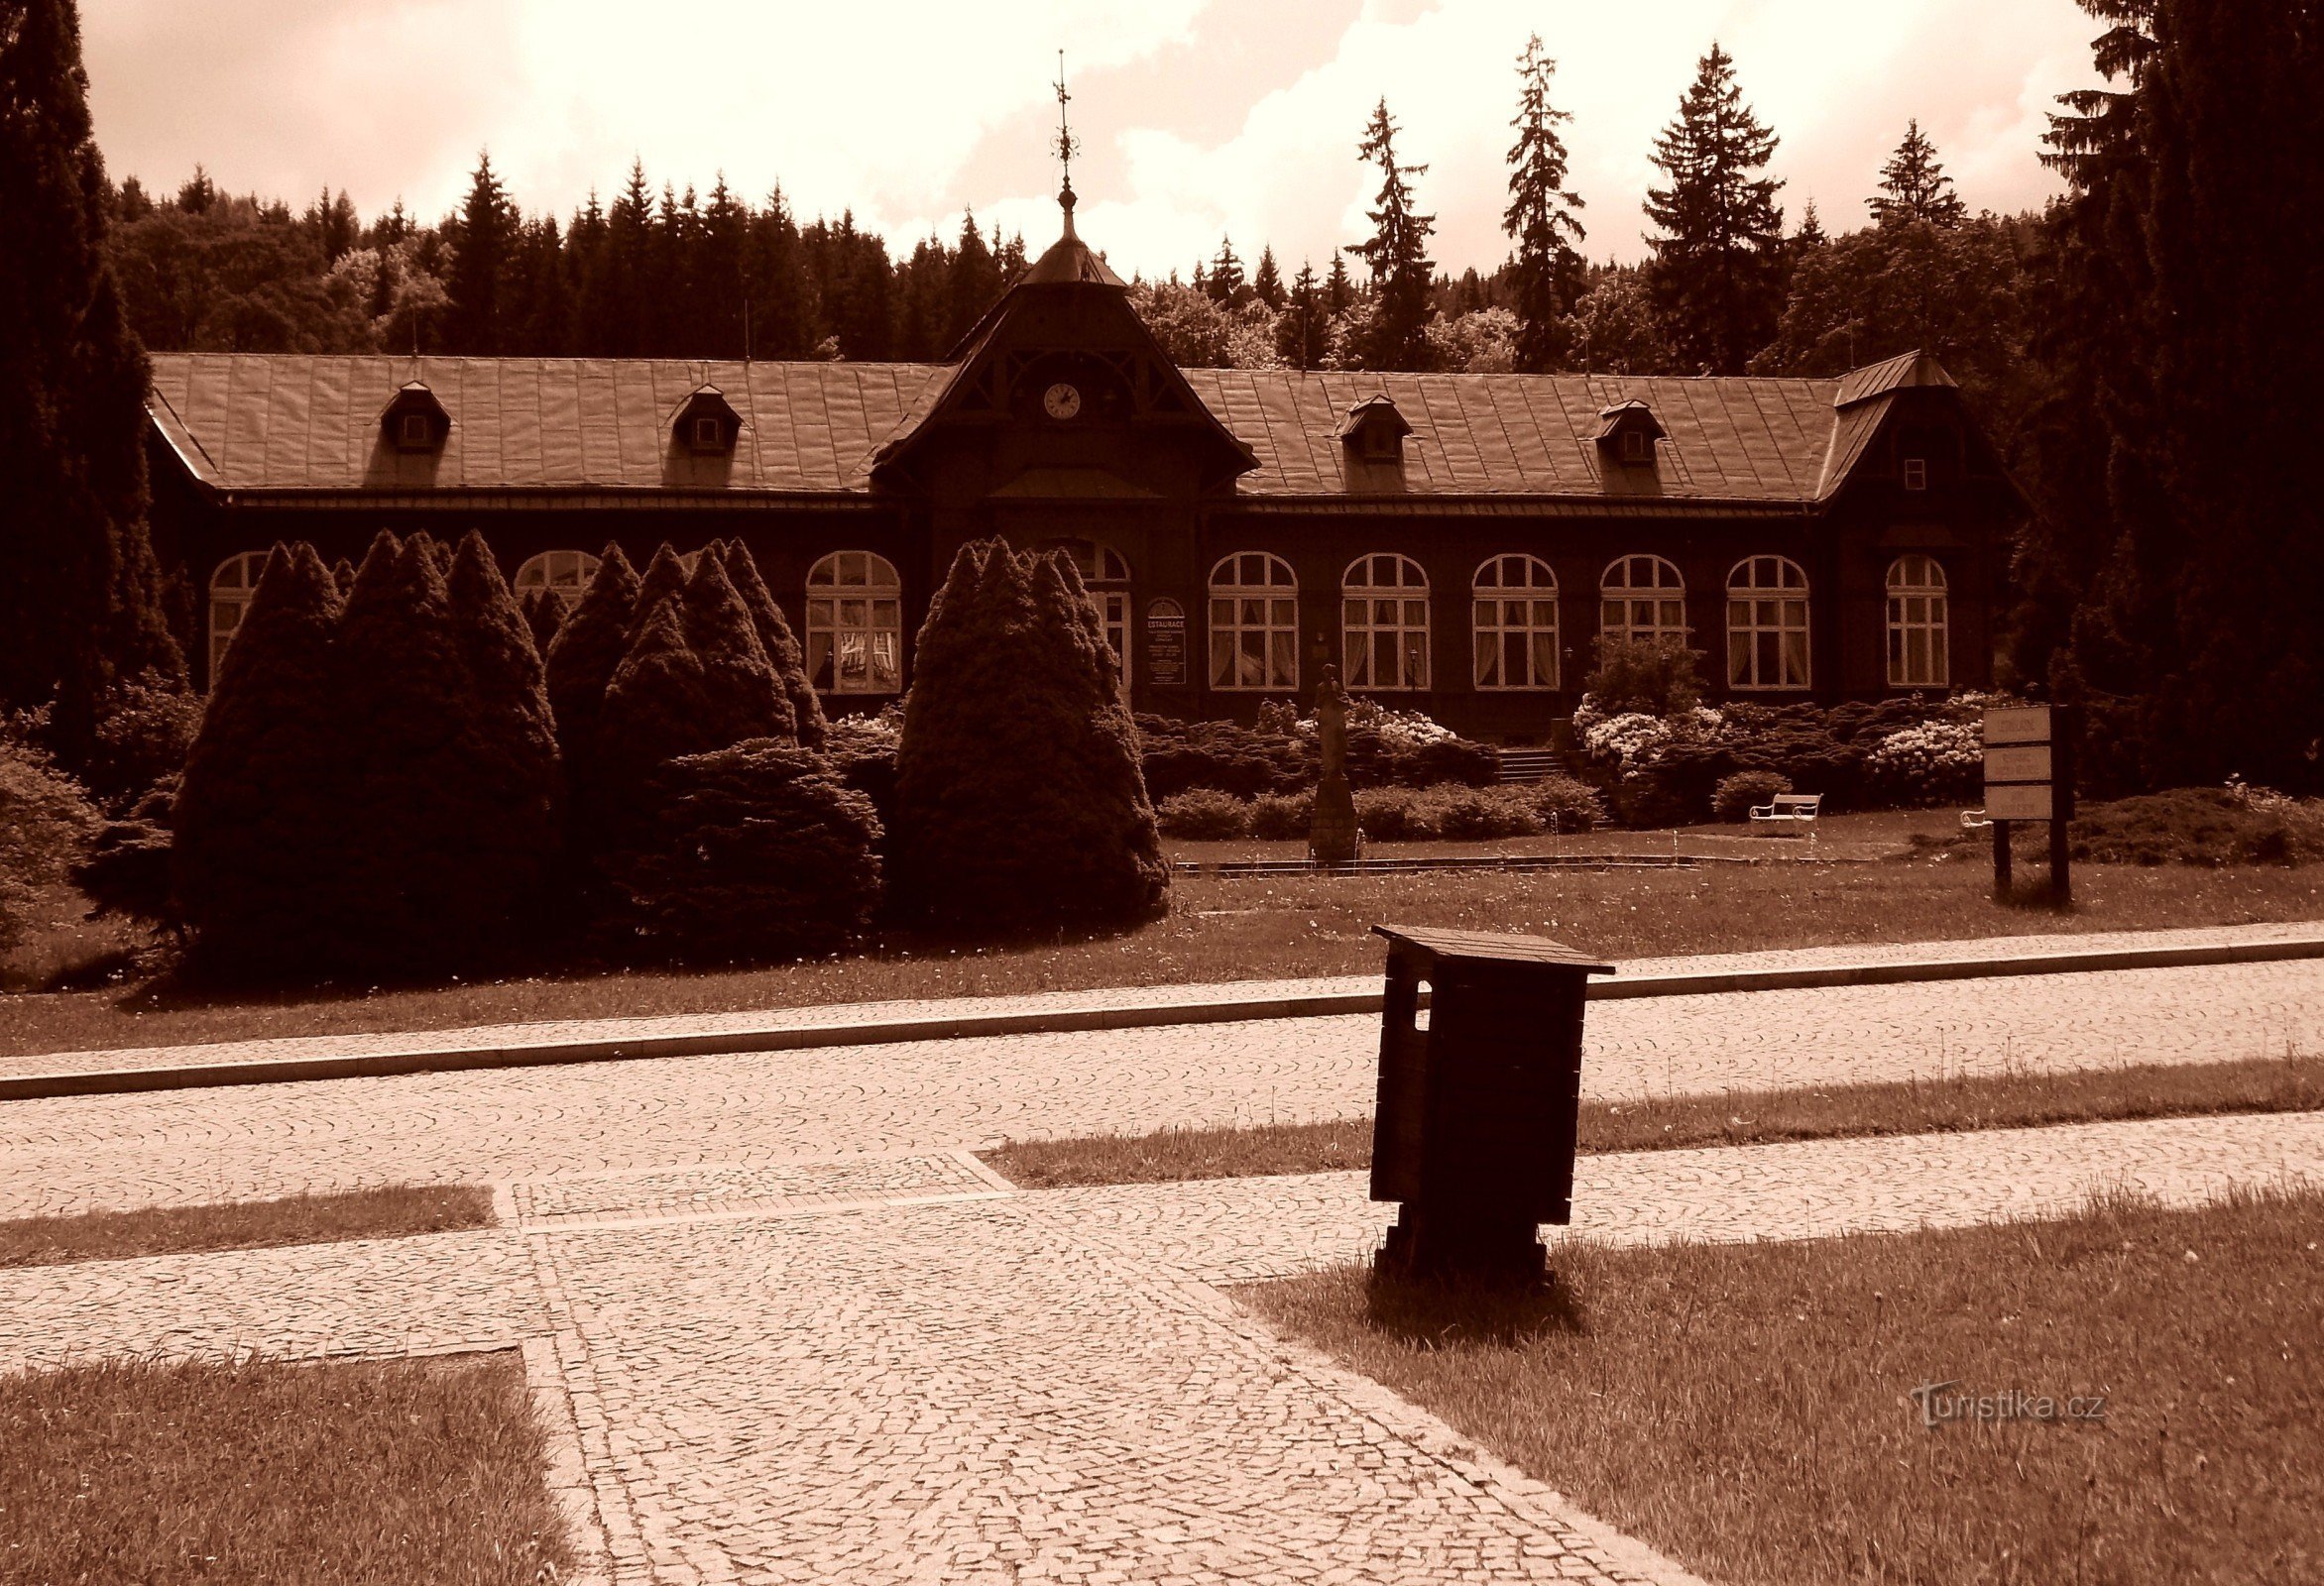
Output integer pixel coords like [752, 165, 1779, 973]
[1309, 665, 1359, 865]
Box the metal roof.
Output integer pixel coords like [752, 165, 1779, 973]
[147, 351, 1948, 508]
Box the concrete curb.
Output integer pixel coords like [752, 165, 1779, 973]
[7, 934, 2322, 1104]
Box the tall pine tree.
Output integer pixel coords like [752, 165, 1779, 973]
[446, 151, 517, 352]
[2062, 0, 2324, 789]
[1251, 246, 1285, 310]
[1643, 44, 1786, 374]
[1869, 120, 1968, 227]
[1504, 34, 1587, 373]
[1278, 262, 1328, 371]
[1346, 99, 1437, 371]
[0, 0, 183, 763]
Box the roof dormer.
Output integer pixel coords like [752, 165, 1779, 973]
[380, 381, 449, 451]
[1595, 398, 1666, 467]
[671, 385, 742, 454]
[1338, 395, 1412, 493]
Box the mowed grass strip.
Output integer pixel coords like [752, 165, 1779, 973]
[0, 1184, 497, 1269]
[7, 847, 2322, 1059]
[984, 1052, 2324, 1188]
[1239, 1188, 2324, 1586]
[0, 1349, 572, 1586]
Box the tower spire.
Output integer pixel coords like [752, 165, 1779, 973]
[1051, 49, 1081, 236]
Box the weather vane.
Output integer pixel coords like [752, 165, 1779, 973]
[1052, 49, 1080, 208]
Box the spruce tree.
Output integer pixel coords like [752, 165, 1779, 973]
[1345, 99, 1438, 371]
[330, 557, 358, 597]
[891, 540, 1168, 932]
[2064, 0, 2324, 789]
[715, 539, 826, 749]
[447, 151, 518, 352]
[1324, 255, 1355, 317]
[172, 543, 344, 974]
[0, 0, 184, 763]
[1278, 263, 1328, 370]
[1869, 121, 1968, 227]
[1207, 237, 1246, 304]
[1644, 44, 1786, 374]
[1504, 34, 1587, 373]
[1251, 246, 1286, 310]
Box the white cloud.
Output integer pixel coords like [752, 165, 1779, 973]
[84, 0, 2106, 272]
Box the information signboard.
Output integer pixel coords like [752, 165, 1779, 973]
[1145, 599, 1187, 688]
[1980, 704, 2077, 905]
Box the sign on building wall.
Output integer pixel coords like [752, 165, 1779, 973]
[1146, 599, 1187, 688]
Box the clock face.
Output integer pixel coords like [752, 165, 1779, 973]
[1043, 382, 1083, 420]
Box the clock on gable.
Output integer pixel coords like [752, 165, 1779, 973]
[1042, 382, 1083, 420]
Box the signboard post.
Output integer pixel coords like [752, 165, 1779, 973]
[1981, 705, 2078, 907]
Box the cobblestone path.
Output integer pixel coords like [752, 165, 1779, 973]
[9, 939, 2324, 1585]
[10, 918, 2316, 1079]
[3, 953, 2318, 1222]
[4, 1109, 2319, 1584]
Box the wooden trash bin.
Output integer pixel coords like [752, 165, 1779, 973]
[1368, 925, 1615, 1282]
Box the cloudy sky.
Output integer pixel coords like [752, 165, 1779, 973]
[82, 0, 2108, 276]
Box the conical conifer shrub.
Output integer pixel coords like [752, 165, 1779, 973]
[543, 541, 639, 796]
[519, 587, 565, 653]
[330, 558, 357, 598]
[891, 538, 1168, 931]
[626, 543, 691, 646]
[597, 552, 790, 778]
[172, 542, 346, 973]
[716, 539, 827, 748]
[323, 529, 496, 971]
[443, 530, 561, 941]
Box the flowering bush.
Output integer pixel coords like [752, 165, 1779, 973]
[822, 701, 904, 758]
[1, 712, 104, 960]
[1863, 720, 1983, 806]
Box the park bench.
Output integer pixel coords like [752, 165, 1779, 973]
[1748, 791, 1822, 836]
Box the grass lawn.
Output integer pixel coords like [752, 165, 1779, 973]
[1170, 806, 1949, 864]
[0, 1348, 572, 1585]
[1241, 1188, 2324, 1586]
[0, 1185, 497, 1269]
[985, 1053, 2324, 1188]
[4, 850, 2320, 1060]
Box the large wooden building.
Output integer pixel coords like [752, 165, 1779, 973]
[144, 212, 2022, 740]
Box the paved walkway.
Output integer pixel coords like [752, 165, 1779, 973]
[7, 940, 2324, 1584]
[2, 951, 2317, 1222]
[9, 919, 2318, 1080]
[4, 1113, 2318, 1585]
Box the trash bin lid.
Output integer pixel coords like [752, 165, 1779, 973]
[1370, 924, 1615, 975]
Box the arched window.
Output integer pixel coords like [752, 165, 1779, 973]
[1208, 552, 1299, 691]
[1472, 555, 1559, 690]
[1726, 556, 1811, 690]
[208, 551, 272, 680]
[1886, 555, 1949, 687]
[806, 551, 904, 694]
[1045, 537, 1133, 691]
[1599, 555, 1688, 647]
[1342, 553, 1431, 691]
[514, 549, 602, 611]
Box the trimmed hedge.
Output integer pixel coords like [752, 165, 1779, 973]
[2063, 787, 2324, 867]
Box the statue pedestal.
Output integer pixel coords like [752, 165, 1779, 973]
[1310, 772, 1358, 865]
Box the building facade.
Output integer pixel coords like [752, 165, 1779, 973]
[145, 216, 2022, 741]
